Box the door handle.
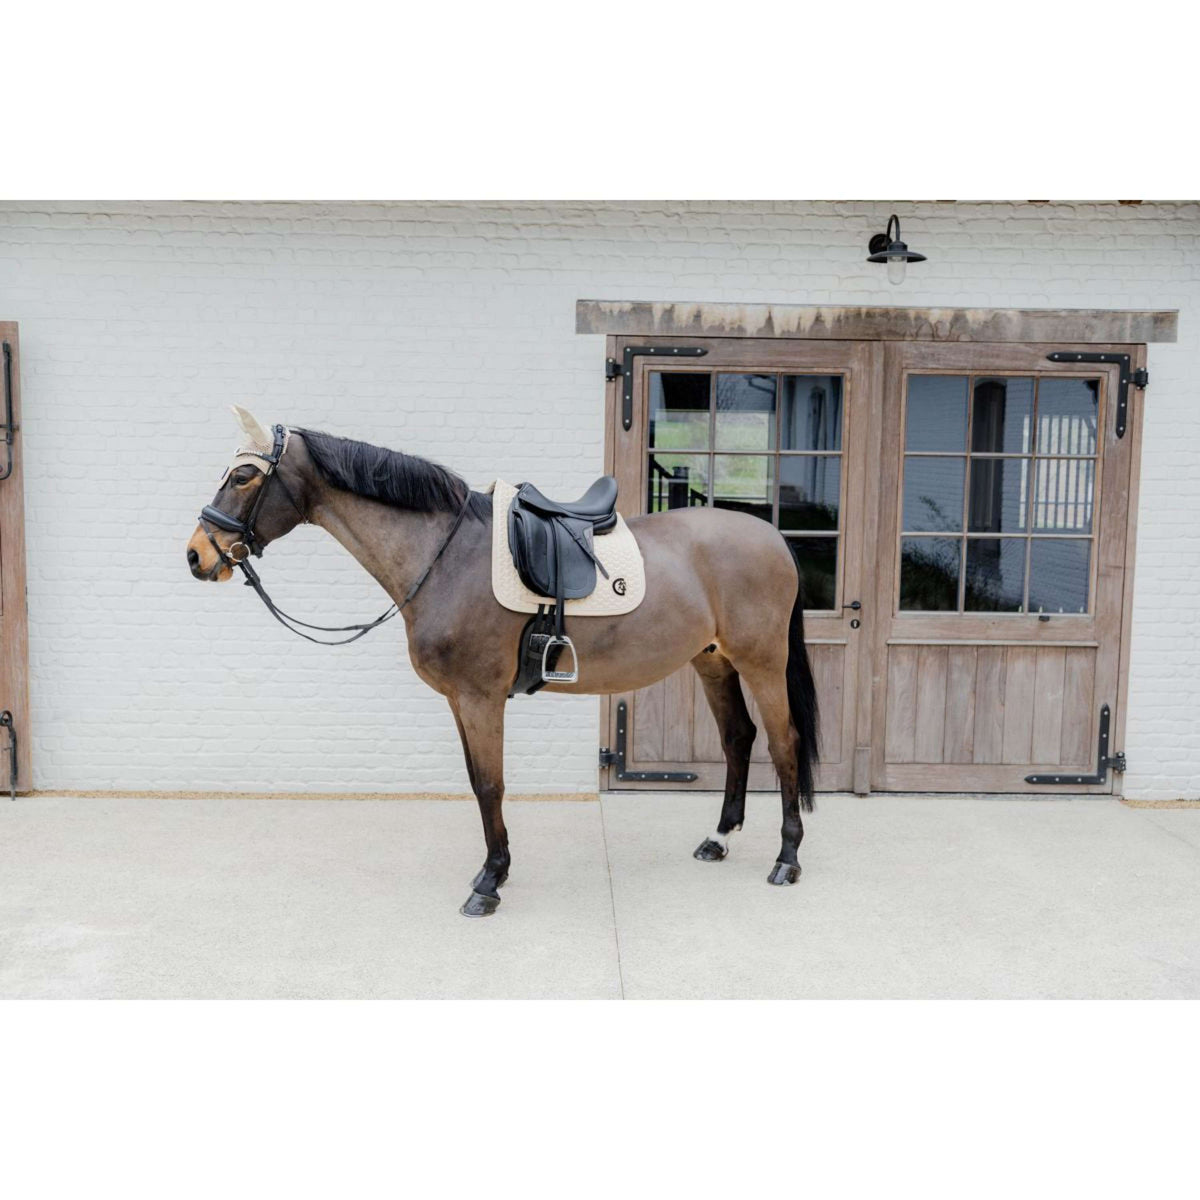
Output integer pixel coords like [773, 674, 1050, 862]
[843, 600, 861, 628]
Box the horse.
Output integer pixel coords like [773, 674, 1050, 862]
[186, 407, 820, 917]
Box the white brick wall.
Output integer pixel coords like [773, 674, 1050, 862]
[0, 200, 1196, 799]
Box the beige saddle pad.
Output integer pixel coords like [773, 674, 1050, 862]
[489, 479, 645, 616]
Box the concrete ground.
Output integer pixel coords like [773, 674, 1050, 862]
[2, 792, 1198, 999]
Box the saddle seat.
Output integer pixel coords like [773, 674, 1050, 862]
[508, 476, 618, 530]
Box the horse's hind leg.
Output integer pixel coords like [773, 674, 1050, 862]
[737, 664, 804, 886]
[449, 692, 511, 918]
[691, 650, 757, 863]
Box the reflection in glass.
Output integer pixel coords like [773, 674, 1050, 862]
[968, 456, 1029, 533]
[713, 455, 773, 523]
[902, 456, 965, 532]
[648, 372, 710, 450]
[781, 375, 843, 451]
[647, 453, 709, 513]
[1037, 378, 1099, 455]
[965, 538, 1026, 612]
[1029, 539, 1090, 614]
[900, 538, 961, 611]
[972, 376, 1033, 453]
[786, 537, 838, 611]
[905, 375, 968, 452]
[1033, 458, 1094, 533]
[779, 456, 840, 531]
[715, 374, 776, 451]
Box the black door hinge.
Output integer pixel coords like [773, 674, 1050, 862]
[1, 342, 16, 483]
[0, 710, 17, 801]
[600, 700, 698, 784]
[1046, 351, 1146, 439]
[607, 346, 708, 431]
[1026, 704, 1126, 786]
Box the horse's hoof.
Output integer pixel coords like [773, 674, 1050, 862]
[693, 838, 728, 862]
[460, 891, 501, 918]
[767, 861, 801, 886]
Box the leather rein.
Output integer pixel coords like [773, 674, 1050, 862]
[197, 424, 471, 646]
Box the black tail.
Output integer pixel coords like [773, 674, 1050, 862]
[786, 565, 820, 813]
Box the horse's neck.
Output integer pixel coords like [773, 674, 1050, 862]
[309, 485, 453, 607]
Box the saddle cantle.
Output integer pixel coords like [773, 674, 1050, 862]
[506, 476, 619, 687]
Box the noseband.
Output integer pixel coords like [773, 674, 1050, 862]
[198, 424, 471, 645]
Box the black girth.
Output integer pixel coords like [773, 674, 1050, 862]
[198, 424, 471, 645]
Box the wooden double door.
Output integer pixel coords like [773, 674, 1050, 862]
[601, 335, 1143, 796]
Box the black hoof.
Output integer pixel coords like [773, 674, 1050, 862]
[471, 868, 508, 891]
[767, 861, 801, 886]
[460, 891, 501, 918]
[693, 838, 728, 862]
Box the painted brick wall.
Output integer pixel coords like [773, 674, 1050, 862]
[0, 200, 1196, 799]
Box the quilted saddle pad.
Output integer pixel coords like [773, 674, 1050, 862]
[489, 480, 645, 616]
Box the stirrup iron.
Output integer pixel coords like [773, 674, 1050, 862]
[541, 635, 579, 683]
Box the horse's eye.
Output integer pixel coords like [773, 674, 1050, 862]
[233, 469, 257, 487]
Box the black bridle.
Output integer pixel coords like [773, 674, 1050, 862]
[198, 424, 471, 646]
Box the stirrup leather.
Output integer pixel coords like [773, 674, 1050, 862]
[541, 635, 578, 683]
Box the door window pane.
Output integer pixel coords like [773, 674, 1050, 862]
[714, 374, 776, 451]
[972, 377, 1033, 453]
[781, 375, 843, 451]
[779, 456, 840, 531]
[900, 538, 961, 611]
[965, 538, 1026, 612]
[648, 372, 710, 450]
[968, 457, 1029, 533]
[903, 456, 965, 532]
[906, 375, 968, 451]
[786, 537, 838, 611]
[1029, 539, 1090, 614]
[1037, 378, 1099, 455]
[1033, 458, 1094, 533]
[647, 453, 709, 512]
[713, 455, 773, 523]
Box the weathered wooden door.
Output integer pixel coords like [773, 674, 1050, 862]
[867, 342, 1142, 793]
[0, 323, 31, 795]
[602, 337, 877, 791]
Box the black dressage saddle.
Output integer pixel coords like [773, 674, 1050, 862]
[507, 476, 619, 691]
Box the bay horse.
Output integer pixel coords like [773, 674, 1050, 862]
[186, 409, 819, 917]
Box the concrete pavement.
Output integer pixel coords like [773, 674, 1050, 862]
[2, 792, 1198, 999]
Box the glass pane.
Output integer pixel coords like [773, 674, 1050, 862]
[781, 375, 843, 451]
[786, 537, 838, 611]
[779, 456, 840, 531]
[1029, 539, 1090, 614]
[903, 456, 965, 532]
[1033, 458, 1095, 534]
[648, 372, 710, 451]
[965, 538, 1026, 612]
[647, 453, 709, 513]
[900, 537, 962, 611]
[972, 376, 1033, 453]
[714, 374, 776, 451]
[906, 375, 968, 451]
[968, 456, 1029, 533]
[1037, 378, 1099, 455]
[713, 455, 773, 523]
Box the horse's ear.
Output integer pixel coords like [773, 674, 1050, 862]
[230, 404, 273, 451]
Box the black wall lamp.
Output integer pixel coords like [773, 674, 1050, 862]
[867, 213, 926, 285]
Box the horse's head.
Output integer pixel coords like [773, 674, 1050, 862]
[186, 406, 308, 581]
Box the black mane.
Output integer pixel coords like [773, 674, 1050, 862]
[297, 429, 489, 520]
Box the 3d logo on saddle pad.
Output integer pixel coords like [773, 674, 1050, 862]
[489, 480, 646, 617]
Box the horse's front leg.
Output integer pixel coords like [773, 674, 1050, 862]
[450, 692, 510, 918]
